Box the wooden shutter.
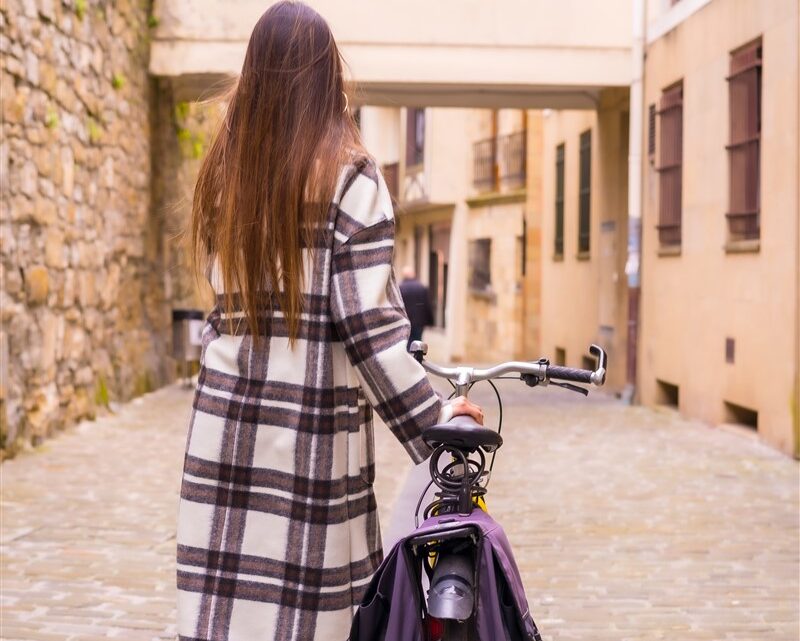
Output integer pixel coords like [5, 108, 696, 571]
[726, 39, 762, 241]
[578, 131, 591, 254]
[554, 144, 565, 256]
[657, 82, 683, 246]
[406, 108, 425, 168]
[648, 103, 656, 160]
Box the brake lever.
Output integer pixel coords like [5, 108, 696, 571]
[550, 381, 589, 396]
[521, 373, 540, 387]
[521, 358, 550, 388]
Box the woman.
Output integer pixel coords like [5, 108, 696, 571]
[176, 3, 483, 640]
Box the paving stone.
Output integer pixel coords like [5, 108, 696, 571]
[1, 382, 797, 640]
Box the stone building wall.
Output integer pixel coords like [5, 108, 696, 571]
[0, 0, 170, 456]
[151, 81, 222, 313]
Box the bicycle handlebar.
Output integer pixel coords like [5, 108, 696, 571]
[409, 341, 607, 394]
[545, 365, 593, 384]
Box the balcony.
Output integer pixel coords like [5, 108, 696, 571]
[472, 131, 527, 193]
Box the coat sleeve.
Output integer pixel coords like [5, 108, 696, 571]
[330, 170, 441, 464]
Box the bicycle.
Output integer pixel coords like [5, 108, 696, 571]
[406, 341, 608, 641]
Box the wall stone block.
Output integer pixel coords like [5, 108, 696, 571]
[1, 0, 174, 457]
[25, 265, 49, 304]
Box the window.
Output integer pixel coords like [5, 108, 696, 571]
[578, 130, 591, 255]
[727, 38, 762, 242]
[647, 103, 656, 161]
[657, 82, 683, 247]
[406, 108, 425, 169]
[469, 239, 491, 292]
[429, 223, 451, 328]
[554, 347, 566, 366]
[554, 143, 565, 257]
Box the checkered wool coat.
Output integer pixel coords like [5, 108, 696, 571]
[176, 159, 443, 641]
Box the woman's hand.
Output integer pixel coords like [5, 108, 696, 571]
[449, 396, 484, 425]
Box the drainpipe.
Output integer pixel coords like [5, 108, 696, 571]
[623, 0, 646, 403]
[794, 25, 800, 459]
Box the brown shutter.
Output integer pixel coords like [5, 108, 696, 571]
[578, 130, 591, 254]
[406, 108, 425, 168]
[656, 82, 683, 247]
[554, 144, 565, 256]
[726, 38, 762, 241]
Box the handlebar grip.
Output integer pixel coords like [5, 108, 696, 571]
[546, 365, 593, 384]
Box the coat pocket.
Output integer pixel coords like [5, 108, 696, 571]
[358, 392, 376, 486]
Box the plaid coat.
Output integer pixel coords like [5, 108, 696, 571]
[176, 159, 443, 641]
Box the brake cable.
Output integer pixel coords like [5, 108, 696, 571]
[486, 378, 503, 477]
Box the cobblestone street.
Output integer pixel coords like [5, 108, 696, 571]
[2, 382, 798, 641]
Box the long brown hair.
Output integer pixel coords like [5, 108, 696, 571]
[192, 1, 364, 343]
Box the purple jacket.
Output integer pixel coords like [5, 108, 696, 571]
[349, 509, 542, 641]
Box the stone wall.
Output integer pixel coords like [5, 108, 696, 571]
[0, 0, 169, 456]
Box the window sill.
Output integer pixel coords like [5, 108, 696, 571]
[469, 288, 497, 303]
[552, 253, 564, 262]
[576, 251, 591, 261]
[657, 245, 682, 257]
[466, 189, 527, 208]
[724, 239, 760, 254]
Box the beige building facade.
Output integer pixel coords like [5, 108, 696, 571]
[638, 0, 800, 456]
[538, 90, 631, 391]
[359, 107, 535, 363]
[151, 0, 632, 108]
[360, 0, 799, 457]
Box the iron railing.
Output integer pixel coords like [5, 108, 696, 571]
[472, 138, 497, 191]
[497, 131, 527, 188]
[472, 131, 527, 192]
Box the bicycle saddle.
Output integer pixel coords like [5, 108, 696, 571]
[423, 415, 503, 453]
